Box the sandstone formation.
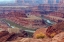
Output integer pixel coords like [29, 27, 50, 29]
[0, 22, 63, 42]
[52, 32, 64, 42]
[46, 22, 64, 37]
[9, 38, 51, 42]
[0, 30, 28, 42]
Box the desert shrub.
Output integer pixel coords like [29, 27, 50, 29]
[50, 33, 56, 38]
[35, 32, 46, 39]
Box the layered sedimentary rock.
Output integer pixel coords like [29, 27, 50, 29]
[0, 33, 14, 42]
[52, 32, 64, 42]
[10, 38, 51, 42]
[0, 29, 28, 42]
[46, 22, 64, 37]
[0, 31, 9, 37]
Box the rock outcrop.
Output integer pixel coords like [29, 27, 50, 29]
[9, 38, 51, 42]
[52, 32, 64, 42]
[46, 22, 64, 37]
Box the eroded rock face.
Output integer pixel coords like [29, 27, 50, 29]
[46, 22, 64, 37]
[0, 30, 28, 42]
[52, 32, 64, 42]
[0, 31, 14, 42]
[11, 38, 51, 42]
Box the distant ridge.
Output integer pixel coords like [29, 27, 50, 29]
[0, 0, 63, 6]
